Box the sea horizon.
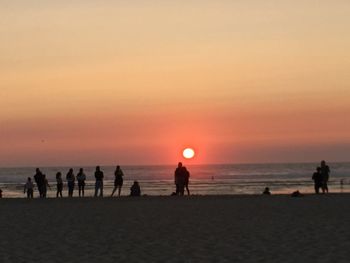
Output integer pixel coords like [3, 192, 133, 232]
[1, 162, 349, 198]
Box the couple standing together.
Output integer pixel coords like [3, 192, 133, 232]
[312, 160, 330, 194]
[174, 162, 190, 196]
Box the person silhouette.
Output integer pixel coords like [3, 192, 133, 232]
[24, 177, 34, 198]
[42, 174, 50, 198]
[320, 160, 330, 194]
[184, 167, 190, 195]
[111, 165, 124, 197]
[94, 166, 104, 197]
[77, 168, 86, 197]
[312, 167, 322, 194]
[34, 168, 44, 198]
[263, 187, 271, 195]
[130, 181, 141, 197]
[174, 162, 187, 196]
[66, 168, 75, 197]
[56, 172, 63, 198]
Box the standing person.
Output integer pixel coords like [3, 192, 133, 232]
[56, 172, 63, 198]
[0, 188, 2, 198]
[111, 165, 124, 197]
[312, 167, 323, 194]
[77, 168, 86, 197]
[94, 166, 104, 197]
[24, 177, 34, 198]
[66, 168, 75, 197]
[320, 160, 330, 194]
[184, 167, 190, 196]
[34, 168, 44, 198]
[174, 162, 186, 196]
[42, 174, 50, 198]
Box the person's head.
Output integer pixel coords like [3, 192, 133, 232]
[133, 181, 139, 186]
[178, 162, 183, 168]
[317, 167, 321, 172]
[116, 165, 120, 170]
[27, 177, 31, 181]
[321, 160, 326, 166]
[69, 168, 73, 173]
[36, 168, 40, 173]
[56, 172, 62, 178]
[265, 187, 269, 191]
[79, 168, 83, 173]
[96, 166, 100, 171]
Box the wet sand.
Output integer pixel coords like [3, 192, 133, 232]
[1, 194, 349, 262]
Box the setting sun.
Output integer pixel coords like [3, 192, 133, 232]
[183, 148, 195, 159]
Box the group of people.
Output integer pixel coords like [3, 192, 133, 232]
[24, 165, 142, 198]
[174, 162, 191, 196]
[312, 160, 331, 194]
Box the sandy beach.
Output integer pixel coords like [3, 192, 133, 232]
[1, 194, 349, 263]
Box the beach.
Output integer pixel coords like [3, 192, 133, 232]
[1, 194, 349, 262]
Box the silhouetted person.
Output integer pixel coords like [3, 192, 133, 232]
[184, 167, 190, 195]
[0, 188, 2, 198]
[312, 167, 323, 194]
[263, 187, 271, 195]
[291, 190, 303, 197]
[130, 181, 141, 197]
[42, 174, 50, 198]
[320, 160, 330, 193]
[56, 172, 63, 198]
[24, 177, 34, 198]
[77, 168, 86, 197]
[174, 162, 186, 196]
[34, 168, 44, 198]
[66, 168, 75, 197]
[111, 165, 124, 197]
[94, 166, 104, 197]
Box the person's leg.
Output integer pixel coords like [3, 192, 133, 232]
[118, 186, 122, 196]
[111, 187, 117, 197]
[185, 183, 190, 195]
[314, 184, 318, 194]
[82, 185, 85, 197]
[175, 184, 179, 195]
[94, 183, 98, 197]
[100, 182, 103, 197]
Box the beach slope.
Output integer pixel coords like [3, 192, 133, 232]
[1, 195, 349, 262]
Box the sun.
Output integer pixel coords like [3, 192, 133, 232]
[183, 148, 195, 159]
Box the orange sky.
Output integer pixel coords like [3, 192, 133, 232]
[1, 1, 350, 166]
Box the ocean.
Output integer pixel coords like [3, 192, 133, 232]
[0, 163, 349, 198]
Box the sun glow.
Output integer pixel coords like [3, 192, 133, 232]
[183, 148, 195, 159]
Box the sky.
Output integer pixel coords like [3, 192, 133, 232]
[1, 0, 350, 166]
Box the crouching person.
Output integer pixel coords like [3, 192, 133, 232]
[130, 181, 141, 197]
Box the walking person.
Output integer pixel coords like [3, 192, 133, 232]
[66, 168, 75, 197]
[320, 160, 330, 194]
[77, 168, 86, 197]
[56, 172, 63, 198]
[24, 177, 34, 198]
[94, 166, 104, 197]
[312, 167, 323, 194]
[111, 165, 124, 197]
